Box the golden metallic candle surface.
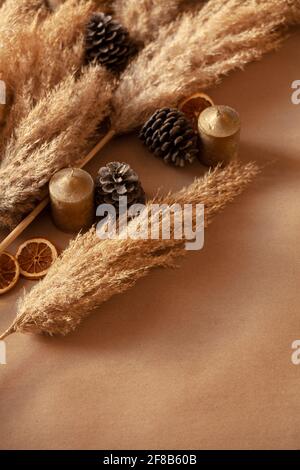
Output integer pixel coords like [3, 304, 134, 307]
[49, 168, 95, 233]
[198, 105, 241, 167]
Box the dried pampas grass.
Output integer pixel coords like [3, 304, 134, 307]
[0, 0, 48, 70]
[0, 0, 201, 229]
[47, 0, 113, 11]
[111, 0, 300, 133]
[288, 3, 300, 25]
[0, 1, 49, 136]
[0, 66, 113, 229]
[0, 0, 47, 35]
[114, 0, 207, 45]
[0, 0, 49, 108]
[0, 161, 259, 339]
[0, 0, 195, 141]
[0, 0, 97, 145]
[38, 0, 96, 86]
[47, 0, 63, 10]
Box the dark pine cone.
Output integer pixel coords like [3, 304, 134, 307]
[95, 162, 146, 212]
[85, 12, 135, 72]
[139, 108, 199, 167]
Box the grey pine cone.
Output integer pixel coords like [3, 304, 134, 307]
[95, 162, 146, 211]
[85, 12, 135, 72]
[139, 108, 199, 167]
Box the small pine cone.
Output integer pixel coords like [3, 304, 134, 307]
[139, 108, 199, 167]
[95, 162, 146, 212]
[85, 12, 135, 72]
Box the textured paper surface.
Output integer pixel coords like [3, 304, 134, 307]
[0, 33, 299, 450]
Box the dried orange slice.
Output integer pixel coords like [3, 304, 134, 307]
[179, 92, 214, 129]
[16, 238, 58, 280]
[0, 252, 20, 295]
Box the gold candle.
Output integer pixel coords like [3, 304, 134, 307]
[198, 105, 241, 167]
[49, 168, 95, 233]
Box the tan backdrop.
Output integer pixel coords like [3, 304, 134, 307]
[0, 32, 300, 450]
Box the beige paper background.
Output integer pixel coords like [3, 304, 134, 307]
[0, 32, 300, 450]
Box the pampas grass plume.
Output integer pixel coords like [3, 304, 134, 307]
[0, 161, 259, 339]
[114, 0, 206, 44]
[111, 0, 300, 133]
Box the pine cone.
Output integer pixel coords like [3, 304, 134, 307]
[95, 162, 146, 212]
[85, 13, 135, 72]
[139, 108, 199, 167]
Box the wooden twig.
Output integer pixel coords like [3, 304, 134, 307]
[0, 129, 116, 254]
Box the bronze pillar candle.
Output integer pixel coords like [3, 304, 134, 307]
[49, 168, 95, 233]
[198, 105, 241, 167]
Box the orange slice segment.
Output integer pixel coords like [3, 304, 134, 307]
[16, 238, 58, 280]
[0, 252, 20, 295]
[179, 92, 214, 130]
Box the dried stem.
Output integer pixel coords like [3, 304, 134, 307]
[0, 325, 16, 341]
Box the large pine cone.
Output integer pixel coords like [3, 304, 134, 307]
[85, 12, 135, 72]
[95, 162, 146, 212]
[139, 108, 199, 167]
